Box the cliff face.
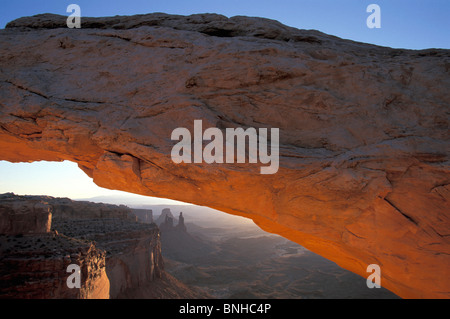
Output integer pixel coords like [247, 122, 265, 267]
[0, 13, 449, 298]
[0, 194, 52, 235]
[0, 194, 110, 299]
[0, 193, 192, 299]
[52, 216, 164, 298]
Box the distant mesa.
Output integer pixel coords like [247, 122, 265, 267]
[158, 209, 187, 233]
[156, 208, 175, 226]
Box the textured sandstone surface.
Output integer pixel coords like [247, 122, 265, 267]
[0, 13, 449, 298]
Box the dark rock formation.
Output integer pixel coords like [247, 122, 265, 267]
[158, 210, 187, 233]
[175, 212, 187, 232]
[0, 13, 449, 298]
[159, 214, 175, 233]
[156, 208, 175, 226]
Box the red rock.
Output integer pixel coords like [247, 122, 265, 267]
[0, 13, 449, 298]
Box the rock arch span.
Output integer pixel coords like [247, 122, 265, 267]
[0, 13, 449, 298]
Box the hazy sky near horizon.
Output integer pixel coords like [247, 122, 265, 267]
[0, 1, 449, 203]
[0, 160, 187, 204]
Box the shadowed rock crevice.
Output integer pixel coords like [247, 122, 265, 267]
[0, 13, 449, 299]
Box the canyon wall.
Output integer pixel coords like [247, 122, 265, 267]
[52, 210, 164, 298]
[0, 194, 110, 299]
[0, 193, 52, 235]
[0, 13, 449, 298]
[0, 193, 175, 299]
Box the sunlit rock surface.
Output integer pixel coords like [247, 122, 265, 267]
[0, 13, 449, 298]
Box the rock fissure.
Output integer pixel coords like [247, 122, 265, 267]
[4, 79, 50, 100]
[383, 198, 419, 226]
[4, 79, 114, 107]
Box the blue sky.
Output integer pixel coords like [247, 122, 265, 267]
[0, 1, 449, 201]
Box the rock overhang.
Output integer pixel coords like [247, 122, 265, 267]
[0, 12, 449, 299]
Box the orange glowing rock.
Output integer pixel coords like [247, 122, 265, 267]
[0, 13, 449, 298]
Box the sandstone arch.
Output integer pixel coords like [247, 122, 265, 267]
[0, 13, 449, 298]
